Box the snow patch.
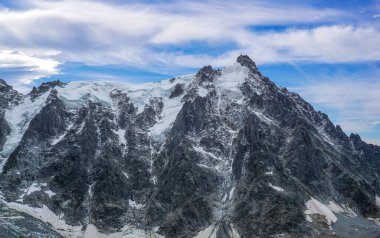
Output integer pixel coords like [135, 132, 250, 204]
[84, 224, 106, 238]
[149, 98, 183, 141]
[26, 183, 42, 196]
[193, 224, 240, 238]
[216, 63, 249, 99]
[368, 217, 380, 226]
[129, 199, 144, 209]
[197, 87, 209, 97]
[248, 107, 276, 125]
[197, 163, 213, 169]
[2, 201, 83, 237]
[51, 123, 73, 145]
[229, 187, 235, 199]
[114, 128, 127, 145]
[376, 196, 380, 207]
[268, 183, 284, 192]
[111, 225, 164, 238]
[193, 145, 221, 161]
[305, 198, 337, 225]
[194, 225, 217, 238]
[2, 197, 163, 238]
[45, 190, 56, 198]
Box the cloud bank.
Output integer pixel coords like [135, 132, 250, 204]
[0, 0, 379, 84]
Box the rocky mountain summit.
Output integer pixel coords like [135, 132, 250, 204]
[0, 55, 380, 238]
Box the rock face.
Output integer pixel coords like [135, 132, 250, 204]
[0, 79, 22, 109]
[0, 56, 380, 238]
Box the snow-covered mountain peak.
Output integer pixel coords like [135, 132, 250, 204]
[236, 54, 259, 72]
[1, 55, 380, 238]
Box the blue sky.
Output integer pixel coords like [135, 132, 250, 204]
[0, 0, 380, 145]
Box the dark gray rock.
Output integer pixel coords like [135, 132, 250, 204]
[237, 54, 261, 75]
[0, 79, 22, 109]
[169, 83, 184, 99]
[195, 65, 221, 84]
[0, 111, 10, 151]
[30, 80, 66, 99]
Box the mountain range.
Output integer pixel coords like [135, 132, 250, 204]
[0, 55, 380, 238]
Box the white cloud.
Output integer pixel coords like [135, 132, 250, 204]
[0, 0, 379, 88]
[0, 50, 60, 90]
[252, 26, 380, 64]
[0, 0, 355, 68]
[294, 77, 380, 141]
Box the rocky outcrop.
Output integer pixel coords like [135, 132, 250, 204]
[0, 79, 22, 109]
[30, 80, 66, 99]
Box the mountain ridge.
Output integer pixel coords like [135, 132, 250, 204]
[0, 55, 379, 238]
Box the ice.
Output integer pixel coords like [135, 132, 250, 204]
[376, 196, 380, 207]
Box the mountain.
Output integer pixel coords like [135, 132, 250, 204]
[0, 55, 380, 238]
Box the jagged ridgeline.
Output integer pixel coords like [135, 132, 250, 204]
[0, 56, 380, 238]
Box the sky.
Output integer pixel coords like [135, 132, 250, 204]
[0, 0, 379, 145]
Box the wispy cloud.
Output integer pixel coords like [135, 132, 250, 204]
[294, 73, 380, 143]
[0, 50, 60, 89]
[0, 0, 364, 86]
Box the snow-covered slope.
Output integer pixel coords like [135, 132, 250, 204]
[56, 75, 194, 139]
